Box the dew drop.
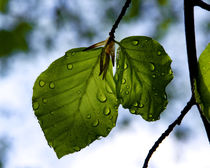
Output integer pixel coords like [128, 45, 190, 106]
[149, 63, 155, 71]
[106, 84, 113, 94]
[139, 103, 144, 108]
[77, 90, 81, 94]
[32, 102, 39, 110]
[67, 63, 73, 70]
[149, 114, 153, 118]
[125, 91, 129, 95]
[104, 107, 111, 116]
[48, 141, 53, 147]
[86, 114, 91, 119]
[97, 92, 107, 103]
[73, 146, 80, 151]
[106, 127, 111, 133]
[157, 51, 161, 56]
[124, 63, 128, 70]
[39, 80, 45, 87]
[92, 119, 99, 127]
[42, 98, 48, 104]
[163, 93, 167, 100]
[71, 52, 76, 56]
[169, 69, 173, 75]
[132, 40, 139, 46]
[126, 85, 130, 89]
[49, 82, 55, 89]
[152, 74, 156, 78]
[130, 109, 136, 114]
[134, 102, 138, 107]
[122, 79, 126, 84]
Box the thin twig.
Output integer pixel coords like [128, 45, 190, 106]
[142, 97, 195, 168]
[109, 0, 131, 41]
[194, 0, 210, 11]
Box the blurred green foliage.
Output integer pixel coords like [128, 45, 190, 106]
[0, 0, 9, 13]
[0, 22, 32, 58]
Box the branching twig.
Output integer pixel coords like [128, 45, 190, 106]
[108, 0, 131, 41]
[142, 97, 195, 168]
[194, 0, 210, 11]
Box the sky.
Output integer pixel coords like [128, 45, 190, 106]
[0, 0, 210, 168]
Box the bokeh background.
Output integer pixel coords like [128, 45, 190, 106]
[0, 0, 210, 168]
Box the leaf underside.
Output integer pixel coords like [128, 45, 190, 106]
[197, 43, 210, 122]
[32, 47, 119, 158]
[115, 36, 173, 121]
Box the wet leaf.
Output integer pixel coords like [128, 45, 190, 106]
[115, 36, 173, 121]
[197, 43, 210, 122]
[32, 47, 119, 158]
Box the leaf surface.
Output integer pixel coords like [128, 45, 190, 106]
[197, 43, 210, 122]
[32, 47, 118, 158]
[115, 36, 173, 121]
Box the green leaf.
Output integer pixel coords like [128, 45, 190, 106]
[197, 43, 210, 122]
[0, 0, 9, 13]
[32, 47, 119, 158]
[115, 36, 173, 121]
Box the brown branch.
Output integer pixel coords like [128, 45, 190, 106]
[142, 97, 195, 168]
[194, 0, 210, 11]
[108, 0, 131, 41]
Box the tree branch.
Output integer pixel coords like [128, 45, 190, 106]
[109, 0, 131, 40]
[142, 97, 195, 168]
[184, 0, 210, 142]
[194, 0, 210, 11]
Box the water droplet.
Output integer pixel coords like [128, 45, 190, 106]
[134, 102, 138, 107]
[152, 74, 156, 78]
[139, 103, 144, 108]
[77, 90, 81, 94]
[112, 123, 116, 127]
[157, 51, 161, 56]
[86, 114, 91, 119]
[106, 84, 113, 94]
[149, 114, 153, 118]
[73, 146, 80, 151]
[130, 109, 136, 114]
[169, 69, 173, 75]
[106, 127, 111, 133]
[132, 40, 139, 46]
[149, 63, 155, 71]
[67, 63, 73, 70]
[71, 52, 76, 56]
[42, 98, 48, 104]
[125, 91, 129, 95]
[49, 82, 55, 89]
[32, 102, 39, 110]
[97, 92, 107, 103]
[122, 79, 126, 84]
[92, 119, 99, 127]
[104, 107, 111, 116]
[48, 141, 53, 147]
[126, 85, 130, 89]
[39, 80, 45, 87]
[124, 63, 128, 70]
[163, 93, 167, 100]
